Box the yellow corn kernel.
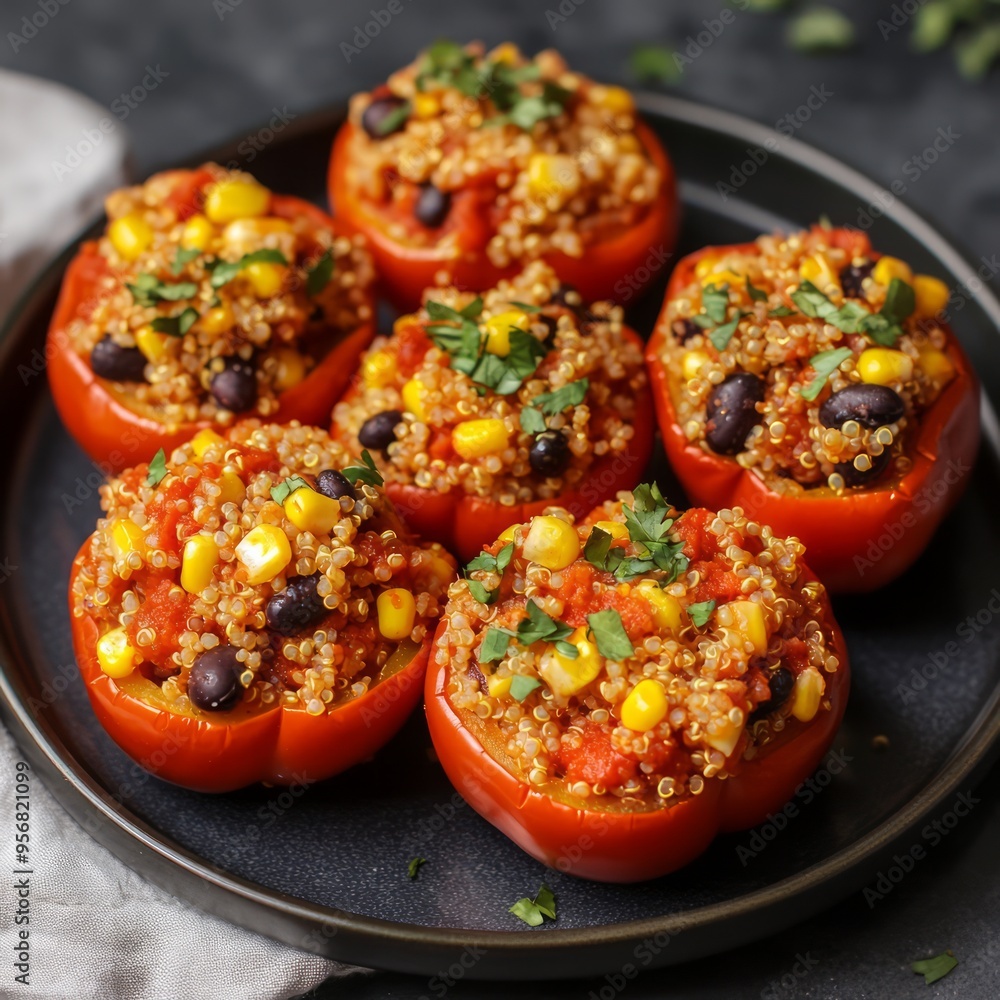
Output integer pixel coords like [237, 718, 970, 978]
[108, 213, 153, 261]
[592, 84, 634, 115]
[913, 274, 950, 317]
[199, 304, 235, 336]
[873, 255, 913, 286]
[272, 348, 306, 392]
[594, 520, 629, 540]
[427, 554, 457, 590]
[527, 154, 581, 202]
[704, 717, 743, 757]
[522, 514, 580, 570]
[636, 581, 682, 632]
[284, 486, 341, 535]
[918, 347, 955, 385]
[217, 471, 246, 506]
[482, 310, 529, 357]
[498, 524, 519, 544]
[361, 350, 398, 389]
[412, 92, 440, 119]
[377, 588, 416, 640]
[682, 350, 711, 380]
[694, 256, 719, 279]
[790, 666, 825, 722]
[235, 523, 291, 584]
[491, 42, 520, 65]
[701, 269, 743, 289]
[538, 627, 601, 697]
[402, 378, 431, 421]
[204, 179, 271, 223]
[725, 600, 768, 655]
[857, 348, 914, 386]
[96, 627, 140, 679]
[222, 217, 293, 246]
[799, 254, 840, 294]
[487, 674, 512, 699]
[244, 261, 286, 297]
[452, 418, 509, 459]
[180, 534, 219, 594]
[112, 519, 145, 557]
[181, 214, 214, 251]
[191, 428, 226, 459]
[135, 325, 173, 364]
[620, 678, 668, 732]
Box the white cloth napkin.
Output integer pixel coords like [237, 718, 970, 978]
[0, 70, 355, 1000]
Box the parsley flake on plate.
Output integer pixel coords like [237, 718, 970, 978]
[509, 884, 557, 926]
[911, 950, 957, 985]
[407, 857, 426, 880]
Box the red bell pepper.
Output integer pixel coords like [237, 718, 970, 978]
[646, 230, 980, 592]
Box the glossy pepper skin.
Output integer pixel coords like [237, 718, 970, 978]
[47, 169, 375, 473]
[68, 548, 430, 792]
[332, 323, 655, 563]
[645, 228, 980, 593]
[424, 559, 849, 883]
[327, 120, 679, 310]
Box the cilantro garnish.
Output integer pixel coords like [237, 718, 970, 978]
[586, 609, 634, 661]
[467, 580, 497, 605]
[709, 315, 742, 351]
[374, 100, 411, 136]
[305, 248, 335, 297]
[508, 300, 542, 313]
[769, 305, 795, 317]
[517, 600, 574, 646]
[860, 277, 916, 346]
[416, 40, 482, 95]
[341, 450, 384, 487]
[480, 628, 514, 663]
[911, 951, 957, 985]
[509, 675, 542, 701]
[800, 346, 853, 401]
[583, 525, 650, 580]
[209, 248, 288, 289]
[695, 284, 745, 351]
[509, 884, 557, 927]
[407, 857, 426, 880]
[270, 475, 309, 504]
[622, 483, 689, 582]
[746, 277, 769, 302]
[171, 246, 201, 275]
[791, 280, 873, 334]
[520, 378, 589, 433]
[151, 307, 199, 337]
[466, 542, 514, 576]
[127, 273, 198, 308]
[688, 600, 716, 628]
[702, 284, 730, 324]
[146, 448, 167, 487]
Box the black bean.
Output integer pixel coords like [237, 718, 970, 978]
[672, 318, 703, 344]
[210, 356, 257, 412]
[705, 373, 765, 455]
[265, 573, 327, 636]
[315, 469, 355, 500]
[358, 409, 403, 451]
[819, 384, 905, 430]
[529, 430, 570, 476]
[840, 260, 874, 299]
[361, 95, 409, 138]
[90, 334, 148, 382]
[752, 667, 795, 719]
[414, 183, 451, 228]
[835, 449, 892, 487]
[188, 647, 243, 712]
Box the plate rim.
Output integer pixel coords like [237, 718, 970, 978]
[2, 90, 1000, 978]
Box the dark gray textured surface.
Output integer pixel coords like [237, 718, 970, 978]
[2, 0, 1000, 996]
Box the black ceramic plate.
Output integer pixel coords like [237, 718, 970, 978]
[2, 96, 1000, 981]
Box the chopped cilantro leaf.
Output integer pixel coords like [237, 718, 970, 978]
[769, 305, 795, 317]
[341, 449, 384, 487]
[622, 484, 688, 581]
[127, 273, 198, 308]
[510, 884, 557, 926]
[587, 609, 634, 661]
[517, 600, 574, 646]
[702, 284, 730, 324]
[520, 407, 547, 434]
[746, 277, 769, 302]
[209, 248, 288, 289]
[530, 378, 589, 415]
[688, 600, 716, 627]
[800, 346, 853, 401]
[553, 640, 579, 659]
[787, 6, 856, 52]
[151, 307, 199, 337]
[508, 300, 541, 313]
[510, 675, 541, 701]
[171, 247, 200, 275]
[791, 280, 877, 335]
[306, 248, 335, 296]
[709, 315, 742, 351]
[375, 101, 411, 136]
[584, 526, 614, 570]
[480, 627, 515, 663]
[883, 277, 916, 323]
[270, 475, 309, 504]
[146, 448, 168, 486]
[407, 857, 426, 879]
[467, 580, 497, 605]
[911, 951, 957, 985]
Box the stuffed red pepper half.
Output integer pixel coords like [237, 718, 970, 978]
[646, 225, 979, 591]
[328, 40, 677, 308]
[69, 421, 455, 792]
[49, 164, 376, 472]
[331, 261, 654, 561]
[425, 485, 849, 881]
